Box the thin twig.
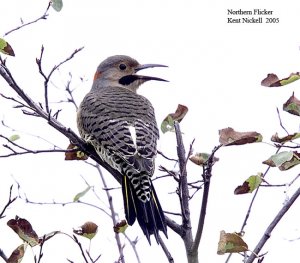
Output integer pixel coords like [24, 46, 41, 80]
[276, 107, 289, 135]
[0, 148, 76, 158]
[0, 185, 17, 219]
[274, 143, 300, 149]
[157, 234, 174, 263]
[157, 150, 178, 162]
[65, 72, 79, 110]
[36, 46, 84, 113]
[35, 236, 45, 263]
[0, 93, 32, 110]
[0, 133, 79, 157]
[157, 166, 179, 181]
[0, 249, 7, 262]
[19, 195, 112, 219]
[164, 211, 182, 217]
[260, 173, 300, 187]
[72, 235, 89, 263]
[122, 234, 141, 263]
[86, 250, 101, 263]
[4, 3, 51, 36]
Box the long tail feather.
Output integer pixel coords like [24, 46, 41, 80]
[122, 176, 167, 244]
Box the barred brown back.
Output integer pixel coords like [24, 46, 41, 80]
[77, 86, 159, 202]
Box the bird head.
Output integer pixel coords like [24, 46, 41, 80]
[92, 55, 168, 92]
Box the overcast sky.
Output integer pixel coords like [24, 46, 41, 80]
[1, 0, 300, 263]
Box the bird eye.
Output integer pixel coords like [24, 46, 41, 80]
[119, 63, 127, 70]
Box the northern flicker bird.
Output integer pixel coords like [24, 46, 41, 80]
[77, 55, 168, 244]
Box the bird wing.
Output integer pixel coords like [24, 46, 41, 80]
[77, 88, 159, 173]
[99, 118, 157, 171]
[79, 113, 158, 171]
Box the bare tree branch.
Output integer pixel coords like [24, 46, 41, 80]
[165, 216, 182, 237]
[36, 46, 84, 113]
[18, 191, 112, 219]
[72, 235, 89, 263]
[35, 236, 45, 263]
[157, 150, 178, 162]
[276, 107, 289, 135]
[191, 145, 221, 254]
[174, 122, 196, 262]
[0, 249, 7, 262]
[122, 235, 141, 263]
[246, 185, 300, 263]
[65, 72, 79, 110]
[157, 234, 174, 263]
[0, 134, 77, 157]
[174, 122, 191, 227]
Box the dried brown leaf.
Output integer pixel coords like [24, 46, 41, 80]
[283, 93, 300, 116]
[271, 132, 300, 143]
[217, 230, 248, 255]
[261, 73, 280, 87]
[7, 244, 25, 263]
[7, 216, 39, 247]
[65, 143, 88, 160]
[73, 221, 98, 239]
[161, 104, 188, 133]
[219, 127, 262, 146]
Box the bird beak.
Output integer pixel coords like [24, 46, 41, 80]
[135, 64, 168, 72]
[134, 64, 168, 82]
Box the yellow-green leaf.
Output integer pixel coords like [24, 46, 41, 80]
[73, 186, 92, 202]
[114, 220, 128, 234]
[9, 134, 20, 142]
[280, 74, 300, 86]
[189, 152, 219, 166]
